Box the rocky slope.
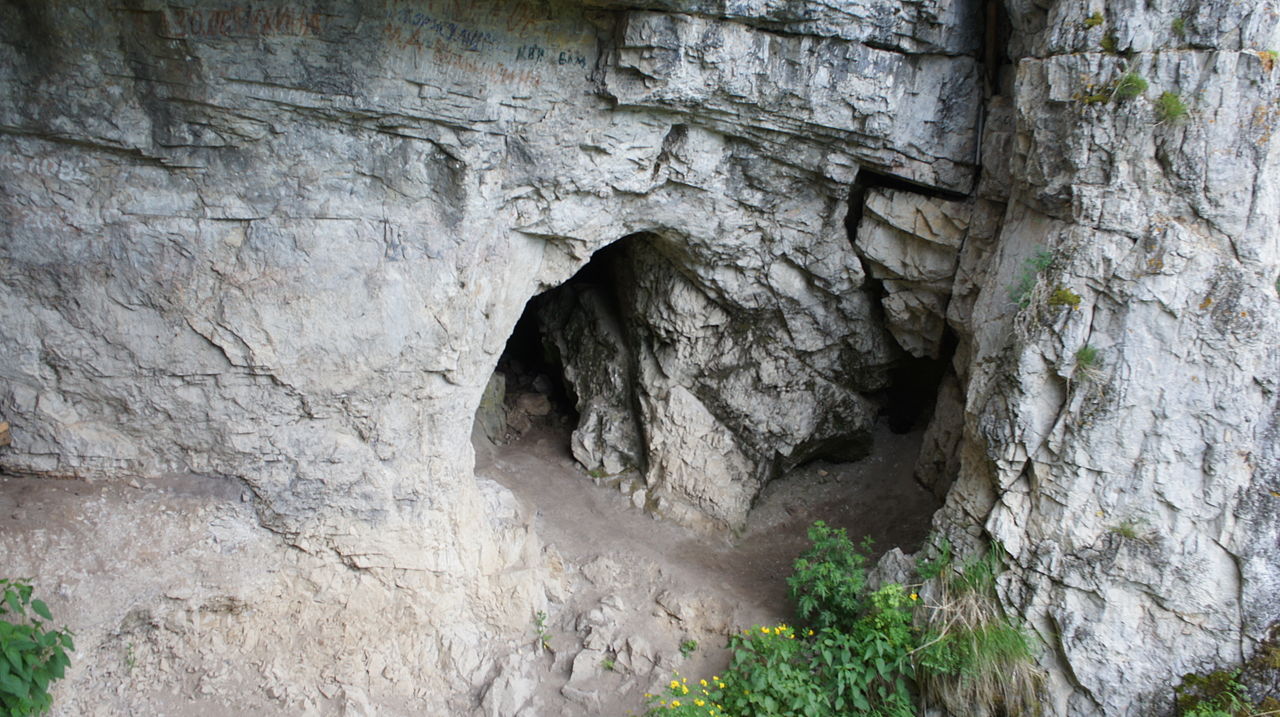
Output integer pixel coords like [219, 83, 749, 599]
[0, 0, 1276, 714]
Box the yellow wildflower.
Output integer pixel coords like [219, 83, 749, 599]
[681, 685, 689, 695]
[671, 700, 681, 707]
[670, 680, 680, 689]
[695, 699, 706, 707]
[910, 593, 919, 601]
[700, 679, 708, 687]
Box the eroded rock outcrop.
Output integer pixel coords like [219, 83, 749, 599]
[926, 0, 1280, 713]
[1, 0, 1276, 714]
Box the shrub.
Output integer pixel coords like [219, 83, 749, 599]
[0, 579, 74, 716]
[1114, 73, 1148, 101]
[647, 528, 1043, 717]
[787, 521, 869, 631]
[1084, 12, 1104, 29]
[1157, 91, 1189, 123]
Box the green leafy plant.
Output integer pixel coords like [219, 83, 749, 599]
[533, 610, 551, 650]
[787, 521, 869, 631]
[645, 672, 726, 716]
[1114, 73, 1148, 101]
[1176, 670, 1252, 716]
[0, 579, 74, 716]
[1048, 286, 1082, 309]
[1171, 17, 1187, 39]
[1101, 32, 1119, 53]
[601, 657, 616, 672]
[679, 639, 699, 659]
[1157, 91, 1189, 124]
[1084, 12, 1104, 28]
[646, 528, 1042, 717]
[916, 536, 953, 581]
[1008, 250, 1055, 308]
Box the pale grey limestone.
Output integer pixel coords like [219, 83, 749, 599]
[1, 0, 1277, 714]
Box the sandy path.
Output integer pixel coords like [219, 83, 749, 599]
[478, 420, 940, 714]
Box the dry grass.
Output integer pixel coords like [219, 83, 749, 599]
[913, 549, 1046, 717]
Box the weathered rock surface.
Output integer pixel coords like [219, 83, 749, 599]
[925, 1, 1280, 713]
[1, 0, 1277, 714]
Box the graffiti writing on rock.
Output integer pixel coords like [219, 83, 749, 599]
[383, 0, 597, 86]
[165, 6, 330, 39]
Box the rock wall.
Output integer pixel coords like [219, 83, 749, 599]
[0, 0, 1276, 713]
[925, 0, 1280, 713]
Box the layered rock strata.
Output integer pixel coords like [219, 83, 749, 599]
[0, 0, 1276, 714]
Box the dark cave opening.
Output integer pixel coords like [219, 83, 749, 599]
[476, 238, 640, 461]
[879, 328, 957, 434]
[844, 167, 962, 437]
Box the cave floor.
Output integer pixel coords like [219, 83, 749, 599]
[478, 420, 940, 715]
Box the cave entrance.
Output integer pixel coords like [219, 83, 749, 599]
[471, 237, 641, 474]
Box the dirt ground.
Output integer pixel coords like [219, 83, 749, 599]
[478, 420, 940, 715]
[0, 419, 938, 715]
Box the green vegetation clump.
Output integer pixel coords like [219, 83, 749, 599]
[788, 522, 871, 631]
[1176, 670, 1252, 716]
[644, 525, 1042, 717]
[679, 639, 699, 659]
[0, 579, 74, 716]
[1008, 250, 1055, 308]
[1175, 625, 1280, 716]
[1114, 73, 1149, 101]
[910, 545, 1044, 715]
[1073, 344, 1104, 385]
[533, 610, 551, 650]
[1171, 17, 1187, 39]
[1157, 91, 1189, 123]
[1084, 12, 1104, 29]
[1048, 286, 1082, 309]
[1075, 344, 1100, 370]
[1101, 32, 1119, 53]
[1108, 518, 1148, 541]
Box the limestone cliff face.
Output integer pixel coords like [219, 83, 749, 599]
[0, 0, 1276, 714]
[930, 0, 1280, 713]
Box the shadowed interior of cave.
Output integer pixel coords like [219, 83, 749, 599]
[477, 229, 950, 519]
[879, 329, 957, 434]
[480, 239, 636, 453]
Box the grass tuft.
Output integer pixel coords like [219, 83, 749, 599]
[1113, 73, 1148, 101]
[1156, 91, 1189, 124]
